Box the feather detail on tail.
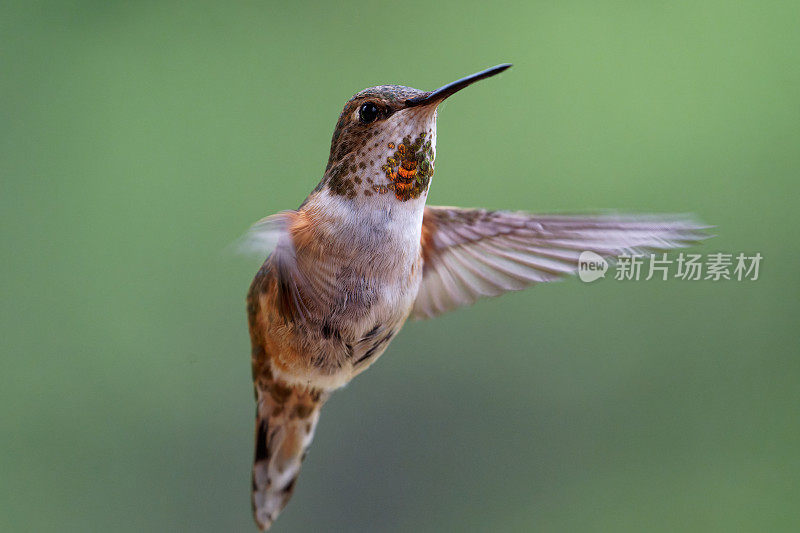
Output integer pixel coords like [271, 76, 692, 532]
[252, 379, 327, 530]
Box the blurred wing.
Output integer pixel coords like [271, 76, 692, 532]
[241, 211, 339, 324]
[238, 212, 290, 259]
[413, 206, 711, 319]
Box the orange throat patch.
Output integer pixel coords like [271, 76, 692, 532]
[376, 133, 434, 201]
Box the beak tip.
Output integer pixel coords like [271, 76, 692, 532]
[405, 62, 513, 108]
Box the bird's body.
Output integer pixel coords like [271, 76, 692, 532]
[247, 189, 424, 391]
[243, 64, 708, 530]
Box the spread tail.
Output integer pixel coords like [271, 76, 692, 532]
[252, 380, 327, 530]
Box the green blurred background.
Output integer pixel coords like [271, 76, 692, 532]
[2, 1, 798, 531]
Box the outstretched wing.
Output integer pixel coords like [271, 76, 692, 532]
[414, 206, 710, 318]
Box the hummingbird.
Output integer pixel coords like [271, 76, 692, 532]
[242, 64, 707, 530]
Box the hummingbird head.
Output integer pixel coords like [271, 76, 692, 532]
[318, 64, 511, 204]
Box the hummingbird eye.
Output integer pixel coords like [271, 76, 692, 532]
[358, 102, 380, 124]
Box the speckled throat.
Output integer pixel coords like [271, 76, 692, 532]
[318, 85, 438, 203]
[311, 64, 514, 208]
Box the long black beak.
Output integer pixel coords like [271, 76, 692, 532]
[404, 63, 512, 108]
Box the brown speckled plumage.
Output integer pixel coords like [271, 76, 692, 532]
[243, 64, 710, 530]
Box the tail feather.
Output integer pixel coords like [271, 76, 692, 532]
[252, 380, 327, 530]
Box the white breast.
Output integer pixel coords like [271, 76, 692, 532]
[310, 188, 425, 349]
